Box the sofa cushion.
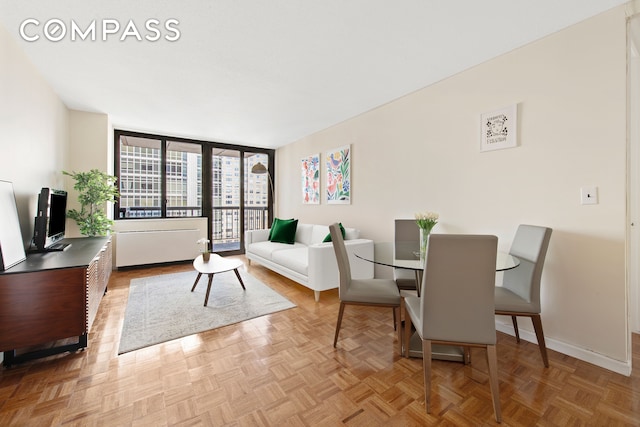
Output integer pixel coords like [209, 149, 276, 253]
[272, 247, 309, 276]
[268, 217, 292, 240]
[295, 223, 313, 245]
[311, 225, 330, 244]
[247, 241, 307, 260]
[269, 218, 298, 244]
[322, 223, 346, 242]
[344, 228, 360, 240]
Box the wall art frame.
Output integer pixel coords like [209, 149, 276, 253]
[326, 145, 351, 204]
[480, 103, 518, 152]
[0, 180, 26, 270]
[301, 153, 320, 204]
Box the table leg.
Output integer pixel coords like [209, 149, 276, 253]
[402, 322, 464, 362]
[204, 273, 214, 306]
[414, 270, 422, 297]
[234, 269, 246, 290]
[191, 272, 203, 292]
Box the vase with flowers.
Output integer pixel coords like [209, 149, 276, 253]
[415, 211, 439, 261]
[197, 237, 211, 262]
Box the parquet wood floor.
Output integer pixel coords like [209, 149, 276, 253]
[1, 257, 639, 426]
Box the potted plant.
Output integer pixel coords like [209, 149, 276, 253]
[197, 238, 211, 261]
[64, 169, 119, 237]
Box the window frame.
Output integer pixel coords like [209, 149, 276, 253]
[114, 129, 275, 254]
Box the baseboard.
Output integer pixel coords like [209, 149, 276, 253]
[495, 322, 632, 376]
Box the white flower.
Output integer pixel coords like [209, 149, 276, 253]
[415, 211, 439, 231]
[197, 238, 210, 252]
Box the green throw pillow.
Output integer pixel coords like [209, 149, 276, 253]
[269, 218, 298, 244]
[268, 218, 292, 240]
[323, 223, 346, 242]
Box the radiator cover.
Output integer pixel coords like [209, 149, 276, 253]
[115, 229, 201, 267]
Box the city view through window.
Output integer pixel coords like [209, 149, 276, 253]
[117, 133, 272, 253]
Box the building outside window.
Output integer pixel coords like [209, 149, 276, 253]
[115, 131, 274, 254]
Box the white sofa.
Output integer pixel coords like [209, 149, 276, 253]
[245, 223, 374, 301]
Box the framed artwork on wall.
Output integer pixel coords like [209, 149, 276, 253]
[480, 103, 518, 152]
[0, 180, 26, 270]
[301, 153, 320, 204]
[326, 145, 351, 204]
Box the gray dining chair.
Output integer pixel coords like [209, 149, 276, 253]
[329, 223, 401, 349]
[495, 224, 553, 367]
[403, 234, 501, 422]
[393, 219, 420, 291]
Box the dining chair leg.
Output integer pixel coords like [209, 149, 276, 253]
[511, 316, 520, 342]
[486, 344, 502, 423]
[333, 302, 346, 348]
[398, 299, 405, 356]
[422, 339, 432, 413]
[531, 314, 549, 367]
[395, 306, 402, 355]
[403, 305, 413, 358]
[464, 347, 471, 365]
[392, 307, 397, 331]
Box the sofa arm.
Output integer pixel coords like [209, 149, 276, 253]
[307, 239, 374, 292]
[246, 228, 270, 245]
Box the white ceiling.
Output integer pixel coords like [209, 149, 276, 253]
[0, 1, 627, 149]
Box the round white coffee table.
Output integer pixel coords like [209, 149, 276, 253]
[191, 254, 245, 306]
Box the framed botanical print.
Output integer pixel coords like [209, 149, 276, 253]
[301, 154, 320, 204]
[326, 145, 351, 204]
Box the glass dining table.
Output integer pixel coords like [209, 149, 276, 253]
[356, 241, 520, 297]
[354, 241, 521, 361]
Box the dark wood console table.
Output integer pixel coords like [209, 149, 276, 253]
[0, 237, 112, 367]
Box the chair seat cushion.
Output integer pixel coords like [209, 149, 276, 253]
[495, 286, 537, 313]
[342, 279, 400, 305]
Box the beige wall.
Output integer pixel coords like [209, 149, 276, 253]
[0, 24, 69, 247]
[0, 6, 631, 373]
[0, 23, 113, 245]
[277, 7, 629, 372]
[0, 24, 71, 366]
[65, 110, 112, 237]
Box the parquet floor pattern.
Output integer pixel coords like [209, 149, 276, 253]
[1, 257, 640, 426]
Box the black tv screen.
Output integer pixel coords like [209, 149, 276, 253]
[48, 191, 67, 238]
[34, 188, 68, 251]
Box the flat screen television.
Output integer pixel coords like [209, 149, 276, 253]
[33, 188, 69, 251]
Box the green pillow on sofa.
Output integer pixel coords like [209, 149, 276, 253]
[269, 218, 298, 244]
[323, 223, 346, 242]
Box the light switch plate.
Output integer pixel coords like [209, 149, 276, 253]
[581, 186, 598, 205]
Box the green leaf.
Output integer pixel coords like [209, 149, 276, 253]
[64, 169, 119, 237]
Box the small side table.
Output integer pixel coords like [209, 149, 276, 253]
[192, 254, 245, 306]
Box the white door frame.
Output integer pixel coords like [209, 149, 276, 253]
[628, 14, 640, 336]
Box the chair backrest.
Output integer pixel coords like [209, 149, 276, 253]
[503, 224, 553, 312]
[420, 234, 498, 345]
[329, 223, 351, 297]
[394, 219, 420, 260]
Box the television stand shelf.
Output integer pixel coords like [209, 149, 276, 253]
[0, 237, 111, 367]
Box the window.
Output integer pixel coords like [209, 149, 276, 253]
[117, 135, 162, 218]
[115, 130, 274, 255]
[166, 141, 202, 217]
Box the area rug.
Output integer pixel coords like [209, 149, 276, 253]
[118, 270, 296, 354]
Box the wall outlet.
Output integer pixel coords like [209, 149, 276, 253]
[581, 186, 598, 205]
